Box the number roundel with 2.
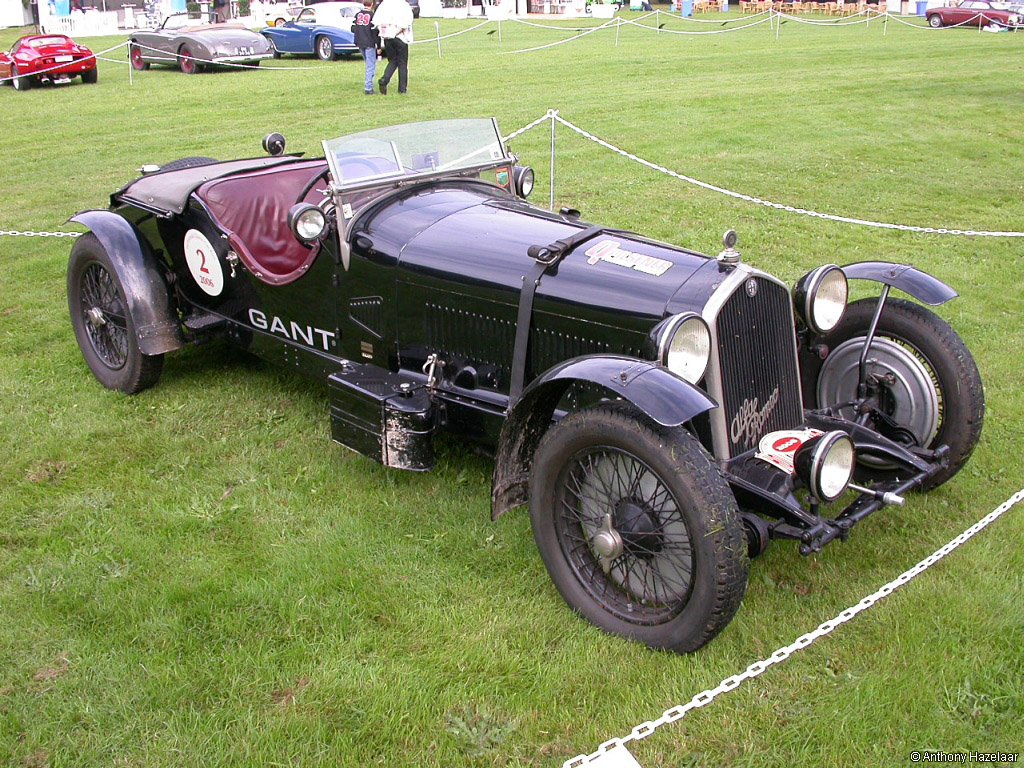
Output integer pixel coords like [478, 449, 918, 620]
[185, 229, 224, 296]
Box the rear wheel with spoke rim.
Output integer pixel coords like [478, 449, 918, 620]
[67, 234, 163, 394]
[179, 45, 200, 74]
[11, 65, 31, 91]
[129, 43, 149, 70]
[529, 403, 749, 653]
[316, 35, 335, 61]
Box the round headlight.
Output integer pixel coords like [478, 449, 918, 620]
[659, 313, 711, 384]
[795, 431, 855, 502]
[512, 165, 534, 198]
[288, 203, 328, 243]
[794, 265, 848, 335]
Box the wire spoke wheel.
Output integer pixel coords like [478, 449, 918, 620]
[559, 447, 694, 624]
[80, 262, 129, 369]
[67, 233, 164, 394]
[530, 403, 748, 653]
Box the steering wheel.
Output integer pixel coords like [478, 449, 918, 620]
[295, 166, 331, 206]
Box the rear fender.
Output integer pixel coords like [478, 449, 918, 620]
[70, 210, 186, 355]
[490, 354, 717, 520]
[842, 262, 957, 306]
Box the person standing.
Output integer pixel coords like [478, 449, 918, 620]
[373, 0, 414, 95]
[352, 0, 381, 95]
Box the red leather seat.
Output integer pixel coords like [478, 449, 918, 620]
[196, 160, 328, 286]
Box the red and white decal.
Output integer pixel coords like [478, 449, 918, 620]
[184, 229, 224, 297]
[755, 428, 824, 473]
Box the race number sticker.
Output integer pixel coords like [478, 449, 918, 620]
[755, 428, 824, 473]
[184, 229, 224, 296]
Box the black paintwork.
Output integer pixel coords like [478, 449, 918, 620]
[70, 127, 959, 556]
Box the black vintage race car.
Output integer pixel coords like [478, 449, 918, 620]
[67, 118, 984, 653]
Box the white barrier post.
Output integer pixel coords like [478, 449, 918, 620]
[549, 109, 556, 211]
[615, 16, 620, 46]
[436, 21, 442, 57]
[498, 19, 501, 40]
[656, 7, 660, 32]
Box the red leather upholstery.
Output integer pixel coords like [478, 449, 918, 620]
[196, 160, 328, 286]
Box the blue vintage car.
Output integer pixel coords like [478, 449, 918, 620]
[260, 4, 358, 60]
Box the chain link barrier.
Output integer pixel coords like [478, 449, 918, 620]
[563, 487, 1024, 768]
[506, 112, 1024, 237]
[0, 229, 81, 238]
[503, 18, 619, 53]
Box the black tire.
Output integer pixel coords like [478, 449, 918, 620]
[315, 35, 336, 61]
[67, 234, 164, 394]
[179, 45, 200, 74]
[808, 298, 984, 490]
[529, 403, 749, 653]
[129, 43, 150, 70]
[157, 156, 218, 173]
[927, 13, 943, 27]
[262, 34, 282, 58]
[81, 66, 98, 84]
[11, 65, 31, 91]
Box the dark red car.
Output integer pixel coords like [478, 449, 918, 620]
[926, 0, 1023, 27]
[0, 34, 97, 91]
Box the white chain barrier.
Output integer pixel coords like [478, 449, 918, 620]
[503, 18, 620, 54]
[412, 18, 492, 44]
[563, 487, 1024, 768]
[1, 12, 975, 87]
[620, 13, 773, 35]
[510, 112, 1024, 237]
[0, 229, 81, 238]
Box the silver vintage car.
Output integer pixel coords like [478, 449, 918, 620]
[129, 13, 275, 74]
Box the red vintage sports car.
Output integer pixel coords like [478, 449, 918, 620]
[926, 0, 1023, 27]
[0, 34, 97, 91]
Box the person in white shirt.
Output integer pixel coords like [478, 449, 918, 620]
[373, 0, 414, 94]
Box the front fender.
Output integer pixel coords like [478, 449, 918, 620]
[490, 354, 717, 520]
[842, 261, 957, 306]
[69, 210, 185, 356]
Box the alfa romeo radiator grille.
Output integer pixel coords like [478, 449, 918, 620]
[715, 276, 803, 456]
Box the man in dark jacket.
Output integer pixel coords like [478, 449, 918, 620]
[353, 0, 381, 95]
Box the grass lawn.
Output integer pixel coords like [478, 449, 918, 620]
[1, 12, 1022, 767]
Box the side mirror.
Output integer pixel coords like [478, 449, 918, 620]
[262, 132, 286, 157]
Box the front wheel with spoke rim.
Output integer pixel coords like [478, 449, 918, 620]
[67, 233, 163, 394]
[529, 403, 749, 653]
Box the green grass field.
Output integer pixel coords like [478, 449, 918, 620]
[1, 12, 1022, 767]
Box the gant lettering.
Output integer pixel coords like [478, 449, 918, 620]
[249, 309, 335, 350]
